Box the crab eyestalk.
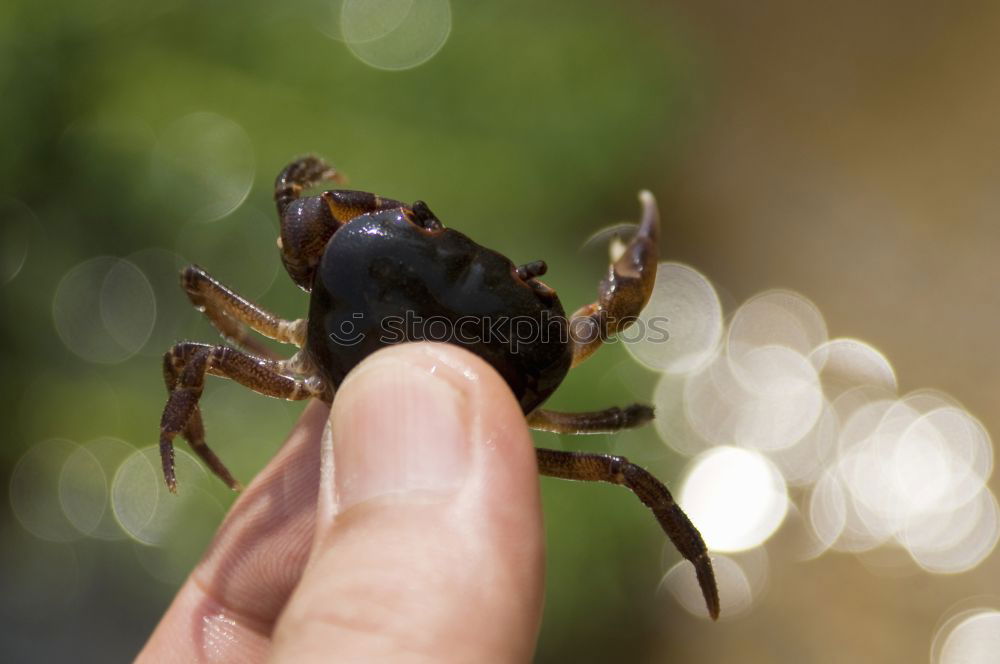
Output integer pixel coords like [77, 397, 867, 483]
[516, 260, 548, 281]
[410, 200, 443, 230]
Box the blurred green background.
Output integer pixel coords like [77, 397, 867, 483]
[3, 1, 1000, 662]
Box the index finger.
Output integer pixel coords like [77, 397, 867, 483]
[138, 399, 330, 663]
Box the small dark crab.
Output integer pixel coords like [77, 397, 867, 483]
[159, 156, 719, 619]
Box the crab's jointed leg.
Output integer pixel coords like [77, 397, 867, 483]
[181, 265, 305, 360]
[527, 404, 654, 434]
[569, 190, 660, 367]
[160, 342, 322, 492]
[534, 447, 719, 620]
[274, 155, 344, 215]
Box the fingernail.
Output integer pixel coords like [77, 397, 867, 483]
[330, 349, 473, 513]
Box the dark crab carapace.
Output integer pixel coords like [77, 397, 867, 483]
[158, 156, 720, 619]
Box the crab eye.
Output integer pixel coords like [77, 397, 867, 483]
[410, 200, 443, 231]
[516, 260, 547, 281]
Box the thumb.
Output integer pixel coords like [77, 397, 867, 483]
[269, 343, 545, 663]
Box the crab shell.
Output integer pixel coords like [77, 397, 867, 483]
[306, 209, 573, 412]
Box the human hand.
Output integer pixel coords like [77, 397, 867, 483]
[138, 342, 545, 662]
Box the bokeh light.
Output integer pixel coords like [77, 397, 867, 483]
[679, 446, 788, 552]
[58, 436, 133, 540]
[653, 372, 708, 457]
[729, 345, 823, 451]
[811, 338, 897, 399]
[767, 402, 838, 486]
[681, 353, 746, 448]
[625, 262, 723, 374]
[339, 0, 452, 70]
[0, 196, 37, 285]
[100, 259, 159, 354]
[112, 446, 209, 546]
[661, 554, 756, 620]
[340, 0, 414, 42]
[807, 469, 848, 555]
[56, 445, 106, 536]
[933, 609, 1000, 664]
[150, 112, 255, 224]
[52, 256, 156, 364]
[126, 247, 200, 356]
[10, 439, 85, 543]
[727, 290, 827, 363]
[904, 488, 999, 574]
[640, 281, 998, 619]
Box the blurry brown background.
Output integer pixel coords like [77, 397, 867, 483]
[662, 2, 1000, 661]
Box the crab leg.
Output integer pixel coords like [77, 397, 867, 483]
[569, 190, 660, 367]
[181, 265, 305, 360]
[275, 156, 407, 290]
[162, 344, 220, 486]
[535, 447, 719, 620]
[527, 404, 654, 434]
[274, 155, 343, 215]
[160, 342, 322, 492]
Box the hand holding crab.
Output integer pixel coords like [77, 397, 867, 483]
[156, 156, 719, 626]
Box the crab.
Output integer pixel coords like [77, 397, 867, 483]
[158, 156, 719, 619]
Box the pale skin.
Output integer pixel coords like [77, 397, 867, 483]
[139, 342, 545, 663]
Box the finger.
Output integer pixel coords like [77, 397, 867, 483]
[269, 342, 545, 663]
[138, 399, 330, 663]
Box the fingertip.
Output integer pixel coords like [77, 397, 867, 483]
[273, 342, 544, 662]
[140, 399, 334, 663]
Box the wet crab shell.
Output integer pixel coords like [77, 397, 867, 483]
[306, 208, 574, 412]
